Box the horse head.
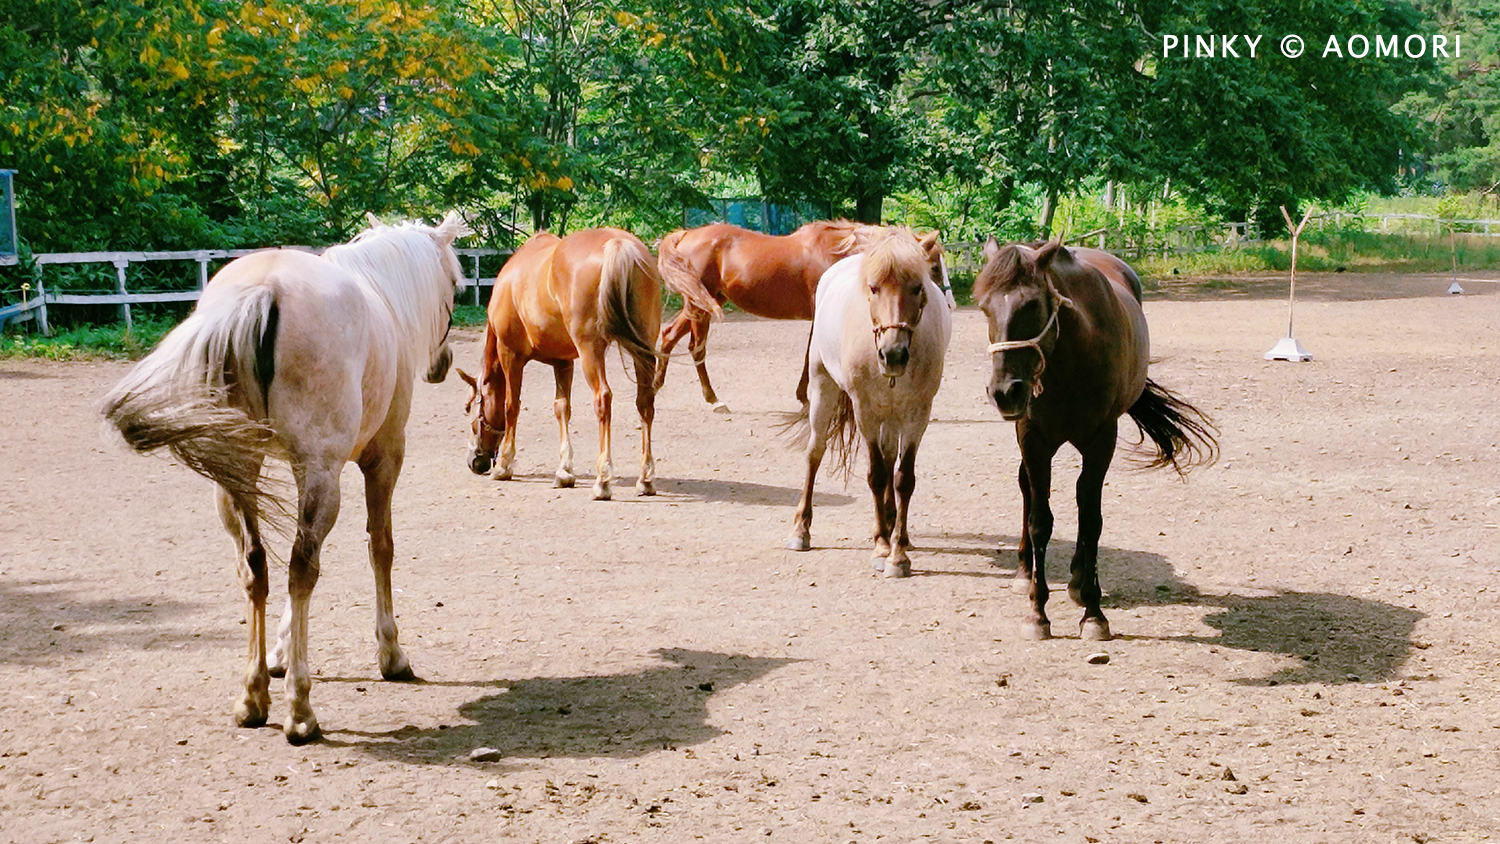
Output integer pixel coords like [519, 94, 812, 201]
[975, 239, 1073, 420]
[424, 211, 471, 384]
[861, 231, 931, 378]
[456, 367, 502, 475]
[916, 230, 957, 311]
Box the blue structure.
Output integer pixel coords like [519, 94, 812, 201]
[686, 197, 833, 235]
[0, 170, 15, 266]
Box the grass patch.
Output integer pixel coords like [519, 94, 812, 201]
[452, 304, 488, 328]
[1, 316, 176, 361]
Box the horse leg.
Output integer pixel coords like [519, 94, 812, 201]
[579, 346, 614, 500]
[281, 461, 341, 744]
[218, 485, 271, 728]
[884, 442, 920, 579]
[1070, 422, 1118, 641]
[654, 311, 692, 392]
[866, 441, 895, 570]
[688, 311, 727, 413]
[632, 352, 657, 496]
[1017, 430, 1058, 640]
[786, 372, 840, 551]
[552, 361, 577, 488]
[361, 443, 417, 680]
[494, 359, 524, 481]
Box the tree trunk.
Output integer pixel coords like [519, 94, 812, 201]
[1038, 187, 1060, 239]
[854, 189, 884, 224]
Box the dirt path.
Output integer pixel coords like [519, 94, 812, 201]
[2, 273, 1498, 843]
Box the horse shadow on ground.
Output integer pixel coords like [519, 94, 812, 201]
[932, 534, 1422, 687]
[660, 477, 852, 508]
[338, 648, 795, 768]
[0, 578, 232, 665]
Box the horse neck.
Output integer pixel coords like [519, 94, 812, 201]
[325, 231, 451, 357]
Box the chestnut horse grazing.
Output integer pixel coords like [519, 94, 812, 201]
[657, 220, 954, 411]
[457, 227, 661, 500]
[975, 240, 1218, 641]
[102, 213, 470, 743]
[785, 229, 953, 577]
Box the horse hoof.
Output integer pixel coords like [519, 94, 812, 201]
[1081, 618, 1113, 642]
[785, 535, 811, 552]
[711, 402, 730, 414]
[267, 664, 287, 679]
[234, 699, 269, 729]
[491, 469, 513, 481]
[284, 717, 321, 745]
[882, 559, 912, 579]
[636, 481, 656, 496]
[592, 484, 612, 501]
[381, 658, 417, 682]
[1022, 622, 1053, 641]
[554, 475, 575, 489]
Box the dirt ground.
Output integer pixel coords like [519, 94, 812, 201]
[2, 270, 1498, 844]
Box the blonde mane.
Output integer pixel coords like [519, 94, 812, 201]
[858, 227, 929, 290]
[322, 216, 469, 360]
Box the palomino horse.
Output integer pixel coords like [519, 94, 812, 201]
[785, 229, 953, 577]
[975, 240, 1218, 641]
[102, 213, 469, 743]
[457, 227, 661, 500]
[656, 220, 956, 410]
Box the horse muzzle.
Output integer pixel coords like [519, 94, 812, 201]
[991, 379, 1030, 420]
[425, 347, 453, 383]
[468, 449, 494, 476]
[876, 337, 912, 378]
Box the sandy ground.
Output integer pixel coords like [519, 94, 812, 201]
[2, 271, 1499, 844]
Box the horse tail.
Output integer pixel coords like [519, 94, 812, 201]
[776, 390, 860, 480]
[1125, 378, 1219, 475]
[598, 235, 663, 364]
[101, 286, 290, 527]
[657, 229, 724, 319]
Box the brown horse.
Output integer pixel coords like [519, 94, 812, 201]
[457, 227, 661, 500]
[656, 220, 955, 411]
[974, 241, 1218, 641]
[102, 213, 469, 743]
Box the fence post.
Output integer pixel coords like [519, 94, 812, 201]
[31, 265, 50, 335]
[197, 257, 209, 290]
[112, 257, 132, 330]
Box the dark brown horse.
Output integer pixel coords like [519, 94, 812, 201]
[656, 220, 922, 411]
[457, 227, 661, 500]
[974, 240, 1217, 641]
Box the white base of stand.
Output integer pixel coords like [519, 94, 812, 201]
[1448, 281, 1465, 294]
[1264, 336, 1313, 362]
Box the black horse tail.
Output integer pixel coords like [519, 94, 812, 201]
[1125, 378, 1219, 475]
[776, 390, 860, 480]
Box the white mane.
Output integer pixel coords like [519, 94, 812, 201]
[322, 216, 469, 359]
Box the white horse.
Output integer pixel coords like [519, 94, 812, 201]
[785, 229, 953, 577]
[102, 212, 469, 743]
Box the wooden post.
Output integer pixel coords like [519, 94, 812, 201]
[1264, 205, 1315, 361]
[113, 257, 132, 330]
[32, 267, 49, 335]
[197, 257, 209, 290]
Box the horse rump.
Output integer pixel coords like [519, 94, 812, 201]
[1125, 377, 1219, 474]
[598, 235, 665, 367]
[656, 229, 723, 319]
[101, 287, 291, 527]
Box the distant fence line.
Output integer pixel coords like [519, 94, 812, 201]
[0, 247, 510, 334]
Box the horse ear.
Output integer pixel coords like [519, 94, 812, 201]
[982, 237, 1001, 264]
[455, 367, 478, 413]
[917, 230, 942, 263]
[434, 211, 472, 245]
[1033, 240, 1066, 270]
[365, 212, 383, 228]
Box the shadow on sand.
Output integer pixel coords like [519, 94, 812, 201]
[338, 648, 795, 768]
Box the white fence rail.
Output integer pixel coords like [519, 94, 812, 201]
[1, 246, 510, 333]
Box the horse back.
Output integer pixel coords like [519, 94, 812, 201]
[1048, 248, 1151, 422]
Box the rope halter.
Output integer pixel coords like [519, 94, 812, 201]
[985, 279, 1075, 398]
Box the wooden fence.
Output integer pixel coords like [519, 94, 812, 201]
[0, 247, 509, 333]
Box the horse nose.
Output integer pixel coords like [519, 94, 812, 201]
[468, 451, 492, 475]
[991, 379, 1029, 416]
[881, 344, 910, 371]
